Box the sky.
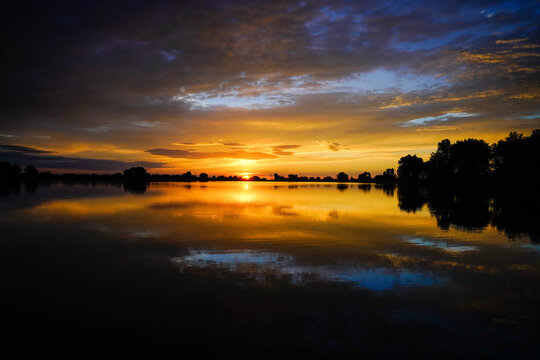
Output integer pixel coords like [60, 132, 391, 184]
[1, 0, 539, 176]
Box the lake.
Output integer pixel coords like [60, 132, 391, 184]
[2, 181, 539, 357]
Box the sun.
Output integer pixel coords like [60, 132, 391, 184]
[242, 175, 251, 180]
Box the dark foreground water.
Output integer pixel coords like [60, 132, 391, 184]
[2, 182, 539, 358]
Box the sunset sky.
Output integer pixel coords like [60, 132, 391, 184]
[1, 0, 539, 176]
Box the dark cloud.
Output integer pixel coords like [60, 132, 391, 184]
[3, 1, 538, 125]
[0, 149, 165, 172]
[0, 144, 56, 154]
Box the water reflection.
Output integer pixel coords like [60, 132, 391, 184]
[3, 181, 537, 292]
[173, 249, 443, 291]
[397, 185, 539, 242]
[404, 236, 478, 253]
[1, 181, 538, 243]
[2, 181, 540, 357]
[123, 181, 148, 194]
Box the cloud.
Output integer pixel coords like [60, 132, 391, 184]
[271, 144, 300, 156]
[414, 126, 459, 132]
[324, 142, 348, 151]
[0, 149, 165, 172]
[172, 141, 246, 147]
[4, 0, 537, 122]
[495, 38, 529, 44]
[0, 144, 56, 154]
[520, 112, 540, 120]
[221, 142, 245, 147]
[459, 51, 540, 65]
[380, 89, 506, 109]
[402, 112, 479, 127]
[146, 148, 277, 160]
[146, 149, 194, 158]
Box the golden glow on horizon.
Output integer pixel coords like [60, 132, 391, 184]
[17, 124, 539, 176]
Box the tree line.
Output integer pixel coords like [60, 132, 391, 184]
[0, 163, 396, 184]
[0, 162, 391, 183]
[396, 129, 539, 184]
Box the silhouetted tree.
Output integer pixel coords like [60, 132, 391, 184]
[357, 172, 372, 182]
[0, 161, 12, 178]
[397, 155, 424, 182]
[337, 172, 349, 182]
[427, 139, 452, 181]
[451, 139, 491, 180]
[123, 167, 148, 179]
[179, 171, 196, 181]
[24, 165, 39, 179]
[374, 168, 396, 183]
[491, 130, 540, 182]
[0, 161, 21, 182]
[288, 174, 299, 181]
[426, 138, 492, 182]
[199, 173, 209, 182]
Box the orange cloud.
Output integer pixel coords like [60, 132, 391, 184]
[495, 38, 529, 44]
[147, 148, 278, 160]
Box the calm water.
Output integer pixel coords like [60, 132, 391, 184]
[3, 182, 539, 357]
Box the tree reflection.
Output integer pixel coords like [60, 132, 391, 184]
[397, 185, 427, 213]
[490, 189, 539, 243]
[397, 185, 539, 243]
[428, 189, 491, 231]
[0, 182, 20, 197]
[375, 183, 395, 197]
[123, 181, 148, 194]
[358, 184, 371, 192]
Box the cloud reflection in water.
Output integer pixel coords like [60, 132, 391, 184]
[173, 249, 443, 291]
[405, 237, 479, 253]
